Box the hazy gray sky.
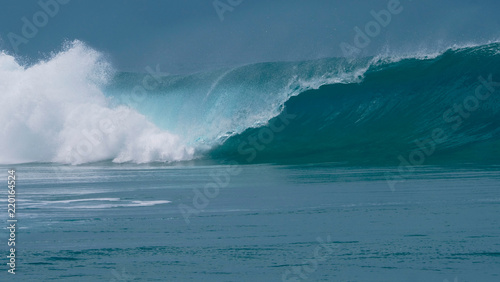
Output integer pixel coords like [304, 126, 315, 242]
[1, 0, 499, 73]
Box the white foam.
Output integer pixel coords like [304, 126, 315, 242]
[0, 41, 194, 164]
[48, 198, 121, 204]
[18, 198, 171, 209]
[63, 200, 172, 209]
[372, 40, 500, 65]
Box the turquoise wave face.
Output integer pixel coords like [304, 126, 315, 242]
[106, 56, 373, 151]
[208, 43, 500, 165]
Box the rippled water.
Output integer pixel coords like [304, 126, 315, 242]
[1, 164, 499, 281]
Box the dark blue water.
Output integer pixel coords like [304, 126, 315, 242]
[1, 164, 499, 281]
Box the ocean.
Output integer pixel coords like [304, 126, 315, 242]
[1, 41, 500, 281]
[1, 164, 499, 281]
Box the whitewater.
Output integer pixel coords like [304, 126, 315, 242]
[0, 41, 195, 164]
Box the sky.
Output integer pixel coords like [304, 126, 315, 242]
[1, 0, 499, 74]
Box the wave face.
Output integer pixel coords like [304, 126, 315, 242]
[210, 43, 500, 165]
[2, 41, 500, 165]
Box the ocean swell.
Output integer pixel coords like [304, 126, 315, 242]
[2, 40, 500, 165]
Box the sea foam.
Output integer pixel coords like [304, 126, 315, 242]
[0, 41, 194, 164]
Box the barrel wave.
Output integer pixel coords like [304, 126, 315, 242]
[210, 43, 500, 165]
[2, 41, 499, 165]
